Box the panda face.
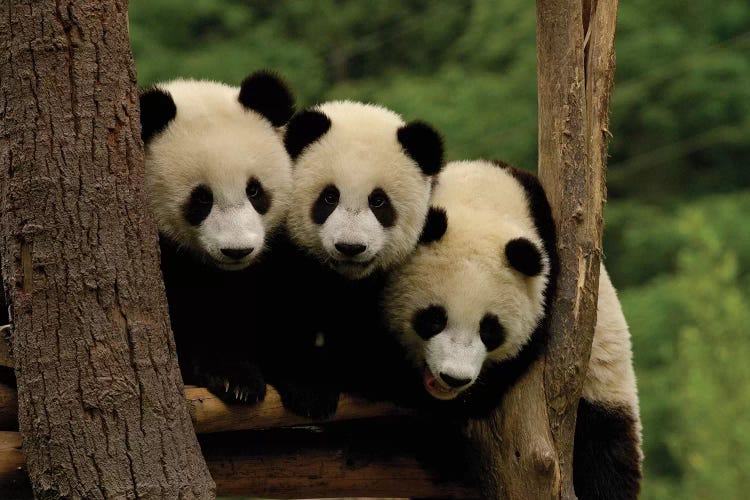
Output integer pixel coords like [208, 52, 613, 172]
[141, 73, 295, 270]
[385, 159, 552, 401]
[387, 250, 546, 400]
[284, 101, 443, 279]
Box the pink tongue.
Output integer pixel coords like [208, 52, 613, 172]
[424, 372, 439, 390]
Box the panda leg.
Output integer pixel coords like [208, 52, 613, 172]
[191, 354, 267, 404]
[573, 398, 642, 500]
[270, 375, 340, 420]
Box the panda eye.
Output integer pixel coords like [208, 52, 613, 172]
[368, 189, 388, 209]
[193, 185, 212, 205]
[479, 313, 506, 351]
[246, 179, 261, 199]
[323, 186, 339, 205]
[412, 305, 447, 340]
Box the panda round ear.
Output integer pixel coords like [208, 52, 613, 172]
[505, 238, 543, 277]
[419, 207, 448, 244]
[284, 109, 332, 160]
[397, 121, 444, 176]
[238, 70, 296, 127]
[139, 87, 176, 144]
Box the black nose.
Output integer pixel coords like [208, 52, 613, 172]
[335, 242, 366, 257]
[220, 247, 254, 259]
[439, 373, 472, 388]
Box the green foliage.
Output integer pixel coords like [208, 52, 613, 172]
[621, 203, 750, 499]
[129, 2, 750, 498]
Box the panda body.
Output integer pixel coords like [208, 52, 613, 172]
[385, 159, 642, 499]
[140, 71, 295, 404]
[263, 101, 444, 418]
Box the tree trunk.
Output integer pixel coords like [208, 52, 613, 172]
[466, 0, 618, 498]
[0, 1, 215, 498]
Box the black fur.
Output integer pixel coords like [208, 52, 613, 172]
[418, 206, 448, 244]
[246, 178, 271, 215]
[368, 188, 396, 227]
[505, 237, 543, 277]
[159, 234, 286, 404]
[183, 185, 213, 226]
[260, 234, 416, 418]
[284, 110, 332, 160]
[479, 313, 506, 351]
[412, 305, 448, 341]
[397, 121, 444, 176]
[238, 70, 295, 127]
[311, 184, 339, 225]
[574, 398, 642, 500]
[139, 87, 176, 144]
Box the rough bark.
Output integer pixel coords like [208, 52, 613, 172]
[467, 0, 618, 498]
[0, 1, 214, 498]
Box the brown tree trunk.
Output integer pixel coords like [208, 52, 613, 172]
[466, 0, 618, 498]
[0, 1, 215, 498]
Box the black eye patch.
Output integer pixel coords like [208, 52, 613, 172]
[246, 178, 271, 215]
[183, 184, 213, 226]
[479, 313, 506, 351]
[412, 305, 447, 340]
[368, 188, 396, 228]
[311, 184, 339, 225]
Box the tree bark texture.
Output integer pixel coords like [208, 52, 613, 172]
[0, 1, 215, 498]
[467, 0, 617, 498]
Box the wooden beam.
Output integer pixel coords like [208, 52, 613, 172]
[0, 339, 408, 433]
[0, 420, 478, 499]
[187, 386, 410, 433]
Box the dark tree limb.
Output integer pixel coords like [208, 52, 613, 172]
[0, 1, 214, 497]
[467, 0, 618, 498]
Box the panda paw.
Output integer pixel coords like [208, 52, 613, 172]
[199, 362, 267, 404]
[277, 383, 340, 419]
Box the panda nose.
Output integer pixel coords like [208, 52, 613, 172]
[220, 247, 254, 259]
[439, 373, 472, 389]
[335, 242, 367, 257]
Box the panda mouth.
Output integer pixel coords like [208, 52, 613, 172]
[332, 258, 374, 269]
[423, 367, 461, 401]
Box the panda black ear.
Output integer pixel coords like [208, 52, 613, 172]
[284, 109, 332, 160]
[505, 238, 543, 277]
[139, 87, 176, 144]
[419, 207, 448, 244]
[238, 70, 296, 127]
[397, 121, 444, 176]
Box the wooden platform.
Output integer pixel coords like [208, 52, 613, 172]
[0, 344, 478, 498]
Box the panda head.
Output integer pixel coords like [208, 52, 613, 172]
[140, 71, 295, 270]
[385, 160, 556, 402]
[283, 101, 444, 280]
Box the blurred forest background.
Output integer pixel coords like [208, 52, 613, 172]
[129, 1, 750, 498]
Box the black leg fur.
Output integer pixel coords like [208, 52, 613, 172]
[573, 398, 642, 500]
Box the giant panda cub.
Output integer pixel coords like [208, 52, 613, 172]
[385, 159, 642, 499]
[139, 71, 295, 404]
[263, 101, 444, 418]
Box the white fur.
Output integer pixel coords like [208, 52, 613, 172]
[144, 79, 292, 269]
[286, 101, 433, 279]
[586, 267, 642, 446]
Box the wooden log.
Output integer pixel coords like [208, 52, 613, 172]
[0, 421, 478, 499]
[187, 386, 409, 433]
[0, 338, 409, 433]
[0, 380, 17, 431]
[0, 431, 33, 498]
